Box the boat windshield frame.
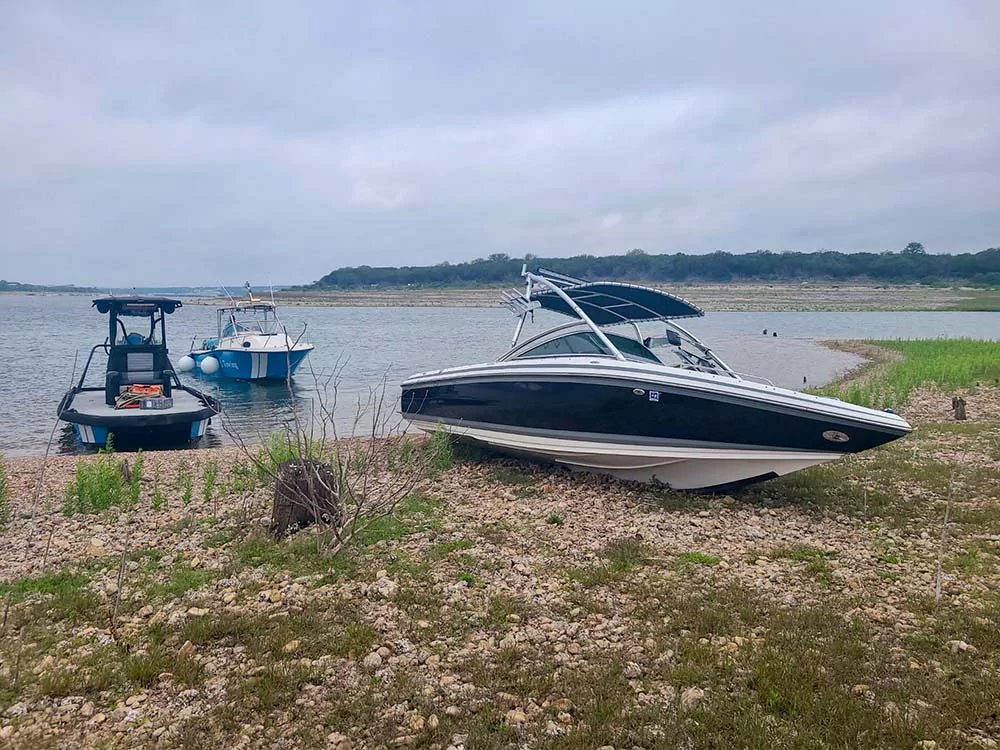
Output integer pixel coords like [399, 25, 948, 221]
[92, 297, 180, 350]
[216, 301, 283, 339]
[501, 267, 738, 378]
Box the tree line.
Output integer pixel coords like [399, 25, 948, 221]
[0, 280, 98, 293]
[308, 244, 1000, 289]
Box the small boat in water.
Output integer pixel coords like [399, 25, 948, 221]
[181, 284, 314, 381]
[58, 297, 221, 448]
[400, 267, 912, 490]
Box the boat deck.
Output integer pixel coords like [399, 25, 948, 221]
[67, 389, 212, 419]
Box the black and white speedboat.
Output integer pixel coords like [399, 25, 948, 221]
[58, 297, 221, 448]
[400, 267, 911, 490]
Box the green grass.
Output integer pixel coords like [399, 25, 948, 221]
[202, 460, 219, 504]
[426, 427, 455, 476]
[546, 513, 565, 525]
[0, 569, 90, 603]
[675, 551, 721, 567]
[236, 662, 316, 712]
[567, 538, 649, 587]
[181, 603, 374, 661]
[224, 458, 258, 494]
[255, 433, 330, 484]
[546, 582, 1000, 749]
[0, 453, 11, 526]
[63, 445, 128, 515]
[768, 544, 837, 585]
[484, 594, 530, 629]
[356, 492, 441, 545]
[178, 460, 194, 505]
[123, 637, 205, 687]
[944, 541, 995, 576]
[148, 568, 215, 600]
[235, 534, 354, 578]
[457, 570, 479, 585]
[0, 569, 100, 630]
[428, 539, 474, 559]
[817, 339, 1000, 409]
[944, 288, 1000, 312]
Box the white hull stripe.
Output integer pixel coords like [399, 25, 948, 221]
[248, 352, 269, 379]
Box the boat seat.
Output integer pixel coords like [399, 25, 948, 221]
[105, 352, 174, 405]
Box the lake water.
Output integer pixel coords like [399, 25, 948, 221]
[1, 293, 997, 456]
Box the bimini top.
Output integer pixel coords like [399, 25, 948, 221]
[529, 269, 703, 325]
[93, 297, 183, 316]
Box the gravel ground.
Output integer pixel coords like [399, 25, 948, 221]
[1, 384, 998, 749]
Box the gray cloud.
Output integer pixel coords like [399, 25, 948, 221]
[1, 1, 998, 285]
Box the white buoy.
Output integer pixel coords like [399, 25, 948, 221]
[199, 356, 220, 375]
[177, 355, 195, 373]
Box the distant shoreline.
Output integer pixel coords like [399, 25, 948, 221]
[5, 283, 998, 312]
[188, 283, 1000, 312]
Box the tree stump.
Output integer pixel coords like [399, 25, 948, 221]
[952, 396, 967, 421]
[270, 459, 342, 539]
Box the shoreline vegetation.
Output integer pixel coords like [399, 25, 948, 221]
[305, 247, 1000, 290]
[2, 340, 1000, 747]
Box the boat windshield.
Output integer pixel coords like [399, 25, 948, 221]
[516, 331, 661, 364]
[222, 316, 279, 337]
[114, 316, 162, 345]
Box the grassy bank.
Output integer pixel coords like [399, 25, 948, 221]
[943, 289, 1000, 312]
[1, 346, 999, 748]
[816, 338, 1000, 409]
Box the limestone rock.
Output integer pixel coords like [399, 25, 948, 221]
[680, 686, 706, 710]
[326, 731, 352, 750]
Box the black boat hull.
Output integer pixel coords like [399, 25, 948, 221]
[400, 365, 911, 489]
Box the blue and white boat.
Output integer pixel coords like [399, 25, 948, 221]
[181, 286, 314, 381]
[58, 297, 221, 448]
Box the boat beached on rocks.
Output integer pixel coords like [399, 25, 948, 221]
[400, 267, 912, 490]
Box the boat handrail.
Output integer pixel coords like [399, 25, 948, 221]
[76, 341, 110, 390]
[522, 270, 627, 362]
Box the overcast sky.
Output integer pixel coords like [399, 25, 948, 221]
[1, 1, 998, 286]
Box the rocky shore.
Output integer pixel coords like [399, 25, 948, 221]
[1, 383, 998, 748]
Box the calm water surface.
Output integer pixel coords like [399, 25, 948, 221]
[1, 293, 997, 455]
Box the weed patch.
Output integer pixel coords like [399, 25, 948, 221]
[0, 454, 11, 525]
[675, 551, 721, 567]
[567, 538, 649, 587]
[63, 446, 128, 515]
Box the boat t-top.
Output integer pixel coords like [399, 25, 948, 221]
[181, 284, 314, 381]
[58, 297, 221, 448]
[400, 266, 912, 490]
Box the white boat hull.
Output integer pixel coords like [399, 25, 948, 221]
[412, 420, 843, 490]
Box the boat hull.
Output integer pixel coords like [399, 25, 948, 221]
[412, 420, 842, 490]
[191, 346, 312, 380]
[400, 361, 911, 490]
